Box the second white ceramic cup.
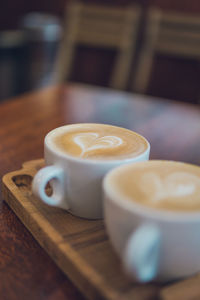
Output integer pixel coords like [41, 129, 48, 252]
[103, 161, 200, 282]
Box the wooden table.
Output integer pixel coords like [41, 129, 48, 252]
[1, 83, 200, 300]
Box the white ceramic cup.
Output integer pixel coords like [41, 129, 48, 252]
[103, 161, 200, 282]
[32, 124, 150, 219]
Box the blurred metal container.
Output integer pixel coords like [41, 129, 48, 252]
[21, 12, 62, 89]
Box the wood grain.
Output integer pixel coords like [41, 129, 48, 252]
[1, 159, 163, 300]
[160, 274, 200, 300]
[4, 159, 200, 300]
[1, 83, 200, 299]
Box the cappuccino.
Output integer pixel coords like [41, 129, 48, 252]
[48, 123, 148, 161]
[33, 123, 150, 219]
[106, 160, 200, 212]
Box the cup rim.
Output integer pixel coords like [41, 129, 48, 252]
[103, 160, 200, 222]
[44, 123, 150, 165]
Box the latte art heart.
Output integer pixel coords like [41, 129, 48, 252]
[140, 172, 198, 203]
[73, 133, 123, 157]
[109, 160, 200, 212]
[52, 123, 148, 160]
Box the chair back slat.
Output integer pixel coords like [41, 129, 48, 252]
[133, 9, 200, 93]
[55, 2, 141, 90]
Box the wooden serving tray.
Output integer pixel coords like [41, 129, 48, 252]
[2, 159, 200, 300]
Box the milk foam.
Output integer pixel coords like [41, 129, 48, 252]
[51, 124, 148, 160]
[73, 133, 123, 158]
[109, 160, 200, 212]
[140, 172, 197, 204]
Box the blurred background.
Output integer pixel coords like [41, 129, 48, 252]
[1, 0, 200, 103]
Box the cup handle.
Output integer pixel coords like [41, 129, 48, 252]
[32, 165, 69, 210]
[123, 224, 161, 282]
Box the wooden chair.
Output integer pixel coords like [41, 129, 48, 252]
[133, 9, 200, 94]
[54, 1, 141, 90]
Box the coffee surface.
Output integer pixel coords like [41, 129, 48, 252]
[51, 124, 148, 160]
[110, 161, 200, 212]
